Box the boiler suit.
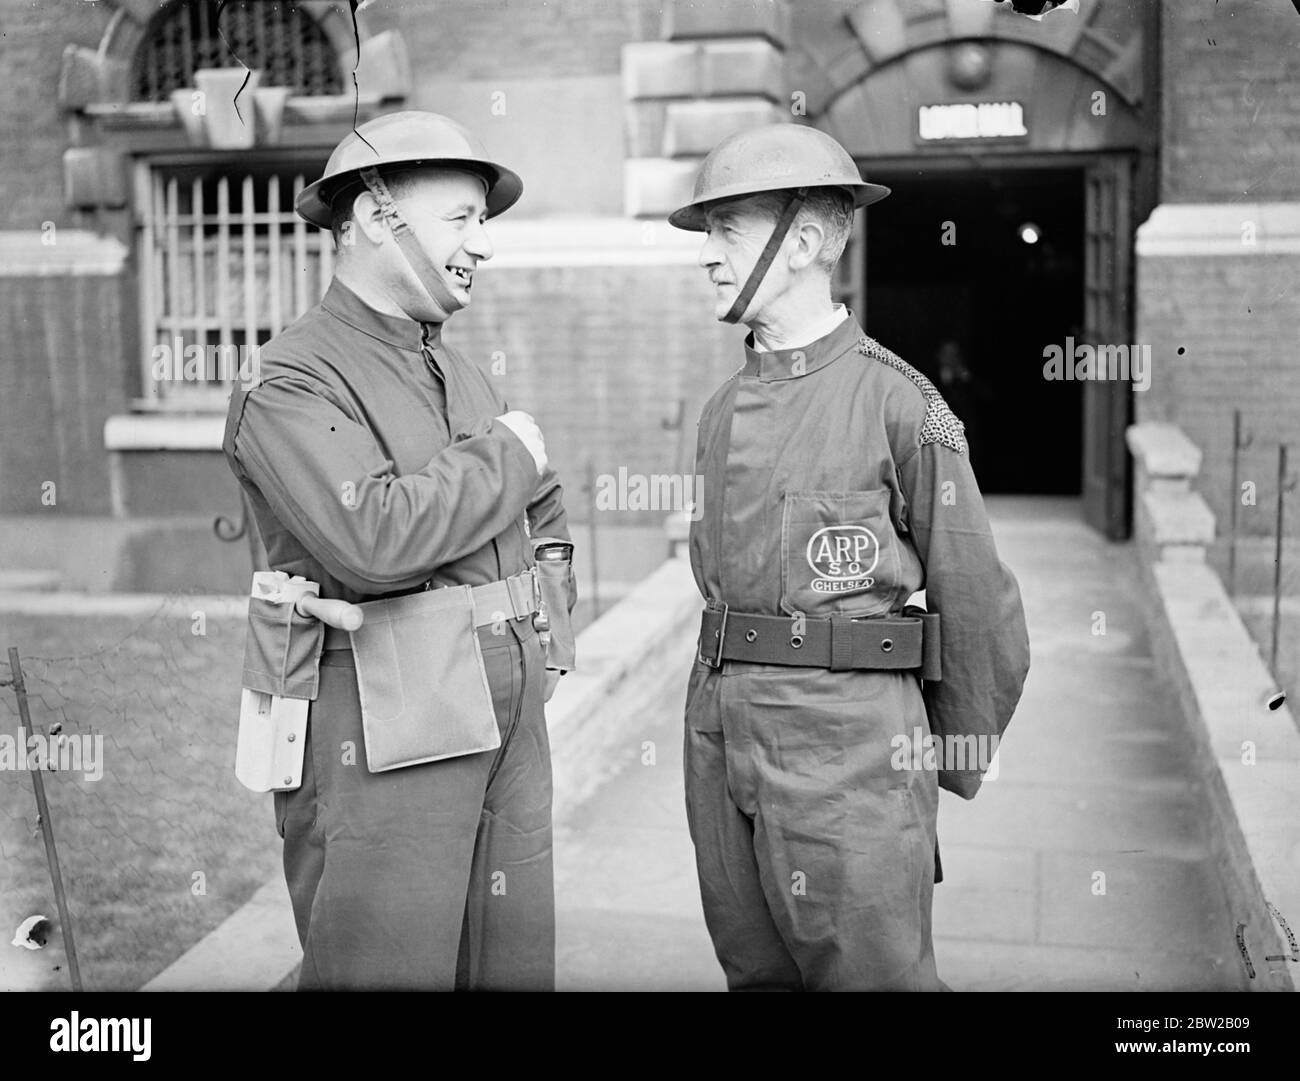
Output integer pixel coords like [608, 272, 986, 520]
[684, 313, 1029, 991]
[223, 279, 572, 990]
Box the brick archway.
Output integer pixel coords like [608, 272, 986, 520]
[62, 1, 384, 113]
[800, 0, 1143, 118]
[57, 1, 410, 211]
[83, 0, 365, 105]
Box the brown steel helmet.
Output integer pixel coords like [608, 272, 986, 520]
[296, 110, 522, 229]
[297, 111, 522, 316]
[668, 123, 889, 232]
[669, 124, 889, 324]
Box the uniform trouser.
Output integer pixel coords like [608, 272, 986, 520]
[274, 617, 553, 990]
[683, 660, 942, 991]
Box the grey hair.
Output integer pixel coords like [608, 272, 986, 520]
[737, 187, 856, 273]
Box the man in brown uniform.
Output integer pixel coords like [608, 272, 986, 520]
[223, 111, 572, 990]
[671, 125, 1030, 990]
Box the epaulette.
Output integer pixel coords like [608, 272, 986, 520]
[857, 335, 967, 454]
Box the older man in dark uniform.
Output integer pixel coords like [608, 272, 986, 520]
[223, 111, 573, 990]
[671, 124, 1030, 991]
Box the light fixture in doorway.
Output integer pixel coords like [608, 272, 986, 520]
[947, 42, 992, 91]
[1018, 222, 1042, 245]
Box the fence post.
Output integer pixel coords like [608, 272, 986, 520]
[585, 458, 602, 620]
[1271, 444, 1294, 677]
[5, 647, 83, 990]
[1229, 409, 1252, 597]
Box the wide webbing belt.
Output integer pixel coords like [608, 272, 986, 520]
[697, 606, 942, 680]
[323, 570, 538, 650]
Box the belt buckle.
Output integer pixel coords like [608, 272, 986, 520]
[698, 603, 728, 668]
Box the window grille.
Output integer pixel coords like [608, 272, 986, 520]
[135, 159, 334, 409]
[133, 0, 343, 103]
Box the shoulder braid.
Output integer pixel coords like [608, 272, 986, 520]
[857, 335, 967, 454]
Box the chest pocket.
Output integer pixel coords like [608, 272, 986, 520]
[779, 489, 903, 619]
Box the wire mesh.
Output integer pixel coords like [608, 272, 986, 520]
[1, 592, 278, 991]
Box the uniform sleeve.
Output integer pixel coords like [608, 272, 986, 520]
[230, 376, 541, 594]
[498, 375, 575, 615]
[527, 465, 571, 547]
[897, 438, 1030, 799]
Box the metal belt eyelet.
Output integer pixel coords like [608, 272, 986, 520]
[881, 638, 894, 653]
[745, 629, 758, 642]
[790, 635, 804, 649]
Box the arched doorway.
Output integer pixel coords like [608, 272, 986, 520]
[802, 0, 1159, 537]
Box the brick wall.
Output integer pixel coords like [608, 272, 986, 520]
[49, 250, 742, 531]
[0, 0, 661, 527]
[449, 258, 741, 526]
[0, 0, 657, 230]
[1144, 0, 1300, 568]
[1161, 0, 1300, 203]
[0, 270, 129, 515]
[0, 0, 110, 230]
[374, 0, 658, 216]
[11, 0, 1296, 547]
[365, 0, 657, 81]
[1136, 249, 1300, 553]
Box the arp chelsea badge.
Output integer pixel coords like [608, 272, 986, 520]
[806, 525, 879, 595]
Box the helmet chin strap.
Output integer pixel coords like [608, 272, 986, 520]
[358, 166, 461, 317]
[722, 186, 809, 325]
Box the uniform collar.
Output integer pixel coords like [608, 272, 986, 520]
[742, 307, 861, 382]
[321, 278, 443, 352]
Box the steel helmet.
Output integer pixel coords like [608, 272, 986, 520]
[668, 123, 889, 231]
[296, 110, 523, 229]
[669, 124, 889, 325]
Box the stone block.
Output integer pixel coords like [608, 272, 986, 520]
[625, 101, 669, 159]
[624, 158, 699, 219]
[1142, 488, 1216, 550]
[355, 29, 411, 102]
[662, 98, 784, 158]
[623, 41, 700, 100]
[58, 45, 130, 110]
[1126, 421, 1203, 481]
[664, 0, 790, 47]
[700, 39, 783, 100]
[62, 148, 127, 210]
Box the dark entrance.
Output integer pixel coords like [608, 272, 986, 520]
[863, 167, 1086, 496]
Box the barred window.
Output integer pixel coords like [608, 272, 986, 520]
[132, 0, 344, 103]
[135, 158, 334, 409]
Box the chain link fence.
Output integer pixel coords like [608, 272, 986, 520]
[1, 591, 279, 991]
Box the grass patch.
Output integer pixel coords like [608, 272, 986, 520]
[1, 598, 279, 990]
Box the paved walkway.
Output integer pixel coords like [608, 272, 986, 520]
[555, 497, 1244, 991]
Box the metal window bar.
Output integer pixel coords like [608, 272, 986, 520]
[293, 174, 308, 317]
[132, 0, 344, 102]
[137, 163, 333, 409]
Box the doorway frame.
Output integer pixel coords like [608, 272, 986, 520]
[850, 148, 1147, 537]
